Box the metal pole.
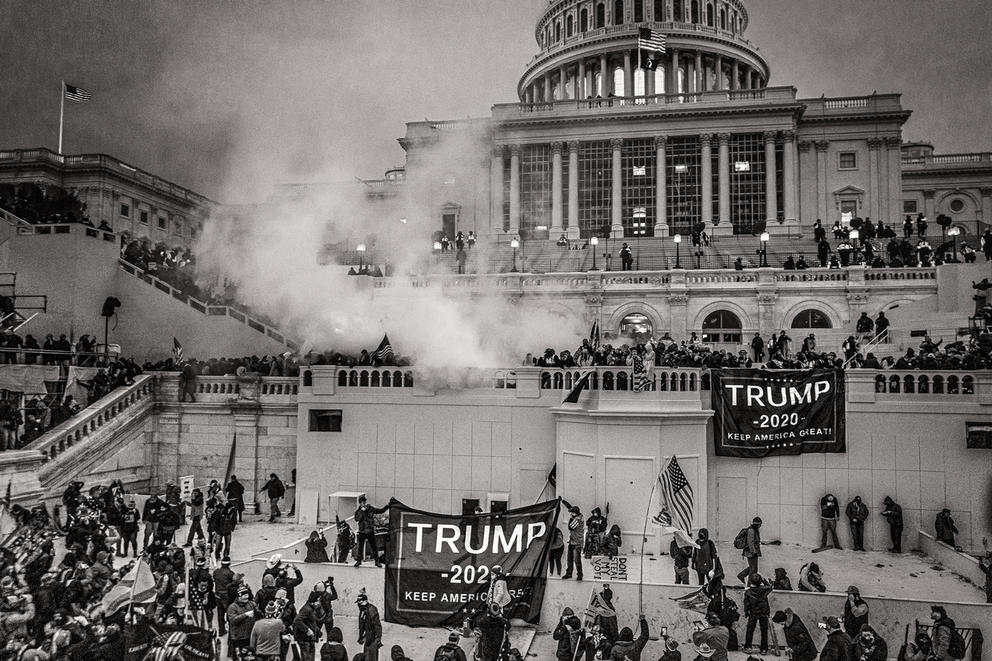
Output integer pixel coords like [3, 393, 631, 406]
[58, 80, 65, 154]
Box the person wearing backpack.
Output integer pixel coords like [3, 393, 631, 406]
[735, 517, 762, 584]
[260, 473, 286, 522]
[433, 632, 467, 661]
[930, 605, 965, 661]
[553, 607, 583, 661]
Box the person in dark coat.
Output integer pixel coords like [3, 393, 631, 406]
[225, 476, 246, 522]
[553, 607, 582, 660]
[609, 616, 649, 661]
[772, 567, 793, 591]
[354, 496, 389, 567]
[819, 494, 842, 550]
[671, 538, 692, 584]
[433, 632, 468, 661]
[742, 573, 772, 654]
[259, 473, 286, 522]
[852, 625, 887, 661]
[321, 626, 350, 661]
[336, 519, 355, 563]
[843, 586, 869, 637]
[846, 496, 869, 551]
[475, 609, 510, 661]
[692, 528, 718, 585]
[356, 593, 382, 661]
[881, 496, 903, 552]
[772, 609, 817, 661]
[818, 617, 854, 661]
[934, 510, 959, 548]
[306, 530, 331, 563]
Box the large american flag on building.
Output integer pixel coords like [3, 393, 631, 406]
[63, 82, 92, 104]
[638, 27, 666, 54]
[659, 456, 694, 534]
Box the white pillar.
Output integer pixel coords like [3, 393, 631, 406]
[783, 130, 798, 225]
[611, 137, 623, 237]
[568, 141, 580, 240]
[509, 144, 521, 233]
[815, 141, 829, 221]
[764, 131, 778, 224]
[551, 141, 564, 234]
[718, 132, 731, 230]
[701, 133, 713, 228]
[655, 136, 668, 236]
[491, 145, 505, 231]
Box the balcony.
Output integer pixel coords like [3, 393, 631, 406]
[901, 152, 992, 172]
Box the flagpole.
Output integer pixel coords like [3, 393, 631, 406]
[638, 456, 672, 612]
[571, 583, 598, 661]
[58, 80, 65, 154]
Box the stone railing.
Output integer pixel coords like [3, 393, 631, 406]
[156, 373, 299, 404]
[863, 267, 936, 281]
[538, 366, 708, 392]
[24, 375, 156, 463]
[902, 153, 992, 167]
[15, 221, 117, 244]
[118, 259, 296, 349]
[334, 367, 415, 388]
[498, 86, 795, 116]
[0, 207, 31, 226]
[802, 94, 904, 114]
[847, 369, 991, 404]
[870, 371, 976, 396]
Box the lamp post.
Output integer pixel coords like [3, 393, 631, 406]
[759, 231, 769, 267]
[848, 230, 859, 251]
[590, 236, 599, 270]
[356, 243, 366, 273]
[948, 226, 960, 261]
[510, 237, 520, 272]
[673, 233, 682, 269]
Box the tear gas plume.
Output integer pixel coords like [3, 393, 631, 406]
[195, 124, 585, 371]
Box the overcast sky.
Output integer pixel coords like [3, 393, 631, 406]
[1, 0, 990, 203]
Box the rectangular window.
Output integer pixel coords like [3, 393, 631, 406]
[666, 136, 701, 235]
[308, 409, 342, 432]
[139, 210, 149, 224]
[157, 216, 167, 230]
[840, 200, 858, 216]
[578, 140, 611, 238]
[520, 144, 552, 235]
[120, 204, 130, 218]
[622, 138, 656, 237]
[839, 152, 857, 169]
[729, 133, 766, 235]
[967, 422, 992, 449]
[903, 200, 918, 213]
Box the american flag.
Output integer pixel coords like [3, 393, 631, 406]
[172, 337, 184, 365]
[659, 456, 694, 534]
[371, 333, 395, 364]
[638, 27, 666, 55]
[64, 82, 92, 104]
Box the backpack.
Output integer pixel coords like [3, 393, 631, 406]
[435, 645, 457, 661]
[948, 628, 966, 659]
[733, 527, 750, 550]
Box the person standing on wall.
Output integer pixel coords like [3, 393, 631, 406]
[881, 497, 903, 553]
[561, 503, 584, 581]
[817, 494, 842, 551]
[845, 496, 869, 552]
[225, 475, 246, 523]
[354, 495, 389, 567]
[736, 517, 763, 584]
[259, 473, 286, 523]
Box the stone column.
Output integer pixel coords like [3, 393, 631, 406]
[624, 50, 633, 97]
[655, 136, 669, 236]
[611, 138, 624, 237]
[798, 140, 812, 224]
[645, 61, 654, 96]
[700, 133, 714, 229]
[981, 187, 992, 228]
[783, 130, 798, 226]
[883, 137, 901, 223]
[731, 59, 739, 91]
[669, 49, 679, 94]
[600, 54, 610, 95]
[924, 189, 936, 221]
[764, 131, 778, 224]
[714, 55, 724, 90]
[695, 50, 703, 92]
[559, 65, 568, 100]
[815, 141, 830, 221]
[544, 72, 553, 101]
[717, 132, 731, 233]
[491, 145, 505, 232]
[578, 59, 586, 99]
[551, 141, 564, 234]
[867, 138, 882, 223]
[509, 144, 521, 233]
[568, 141, 581, 240]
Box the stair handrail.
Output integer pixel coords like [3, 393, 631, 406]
[845, 329, 888, 367]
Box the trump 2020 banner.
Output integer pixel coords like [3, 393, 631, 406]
[384, 498, 559, 627]
[711, 368, 846, 458]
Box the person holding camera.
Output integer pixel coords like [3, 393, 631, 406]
[305, 530, 330, 563]
[771, 609, 817, 661]
[818, 617, 854, 661]
[553, 607, 582, 661]
[311, 577, 339, 639]
[742, 573, 773, 655]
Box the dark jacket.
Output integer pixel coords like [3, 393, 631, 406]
[691, 529, 717, 574]
[260, 477, 285, 499]
[553, 611, 582, 660]
[355, 503, 388, 534]
[358, 604, 382, 649]
[820, 630, 855, 661]
[610, 618, 649, 661]
[743, 583, 772, 617]
[781, 614, 818, 661]
[433, 642, 468, 661]
[305, 534, 330, 563]
[853, 628, 887, 661]
[843, 597, 869, 637]
[846, 499, 868, 524]
[881, 497, 903, 527]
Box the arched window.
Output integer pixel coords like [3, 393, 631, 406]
[654, 0, 665, 20]
[691, 0, 699, 23]
[720, 7, 726, 28]
[706, 3, 713, 25]
[613, 66, 625, 96]
[620, 313, 653, 340]
[654, 67, 665, 94]
[614, 0, 624, 24]
[791, 309, 832, 328]
[673, 0, 683, 21]
[634, 0, 644, 22]
[580, 7, 589, 31]
[566, 14, 574, 37]
[555, 21, 561, 42]
[596, 2, 606, 27]
[701, 309, 742, 343]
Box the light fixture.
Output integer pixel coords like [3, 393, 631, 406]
[759, 232, 769, 243]
[433, 241, 442, 251]
[510, 238, 520, 248]
[848, 230, 859, 241]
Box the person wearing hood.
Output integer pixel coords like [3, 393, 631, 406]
[819, 494, 842, 550]
[845, 497, 869, 552]
[881, 497, 903, 553]
[798, 562, 825, 593]
[389, 645, 413, 661]
[306, 530, 331, 563]
[818, 616, 854, 661]
[562, 503, 585, 580]
[357, 593, 382, 661]
[843, 586, 869, 637]
[603, 524, 623, 558]
[256, 574, 278, 613]
[772, 609, 817, 661]
[295, 591, 324, 661]
[597, 585, 619, 643]
[433, 631, 467, 661]
[934, 510, 959, 548]
[692, 528, 718, 585]
[554, 607, 583, 661]
[929, 605, 957, 661]
[692, 612, 729, 661]
[742, 573, 773, 655]
[772, 568, 792, 591]
[609, 615, 649, 661]
[584, 507, 608, 557]
[853, 625, 887, 661]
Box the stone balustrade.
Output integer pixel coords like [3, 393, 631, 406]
[24, 374, 156, 463]
[156, 373, 300, 404]
[538, 366, 708, 392]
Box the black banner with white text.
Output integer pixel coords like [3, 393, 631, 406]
[711, 368, 846, 457]
[384, 498, 559, 627]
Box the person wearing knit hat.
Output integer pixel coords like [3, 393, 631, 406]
[356, 591, 382, 661]
[433, 630, 468, 661]
[771, 609, 817, 661]
[553, 607, 581, 660]
[819, 616, 854, 661]
[843, 586, 869, 637]
[659, 637, 681, 661]
[250, 599, 286, 660]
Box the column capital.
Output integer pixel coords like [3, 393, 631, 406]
[980, 187, 992, 197]
[884, 136, 902, 149]
[867, 138, 883, 151]
[923, 189, 936, 199]
[509, 144, 521, 157]
[654, 135, 668, 148]
[782, 130, 796, 142]
[567, 140, 581, 153]
[700, 133, 713, 146]
[797, 140, 812, 153]
[717, 132, 731, 145]
[551, 141, 564, 155]
[762, 130, 778, 144]
[610, 137, 623, 150]
[814, 140, 830, 152]
[492, 144, 505, 159]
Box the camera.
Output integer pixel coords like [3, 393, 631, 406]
[662, 626, 669, 637]
[817, 622, 828, 630]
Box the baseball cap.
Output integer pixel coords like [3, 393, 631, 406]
[822, 616, 841, 629]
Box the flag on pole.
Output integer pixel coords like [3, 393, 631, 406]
[172, 337, 185, 366]
[547, 464, 557, 488]
[371, 333, 395, 365]
[224, 434, 237, 485]
[638, 28, 666, 54]
[584, 585, 618, 619]
[671, 586, 710, 614]
[101, 557, 156, 615]
[632, 353, 649, 392]
[63, 82, 92, 104]
[651, 457, 698, 548]
[589, 320, 600, 350]
[562, 370, 593, 405]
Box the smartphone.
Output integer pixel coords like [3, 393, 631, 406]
[662, 626, 669, 637]
[817, 622, 828, 630]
